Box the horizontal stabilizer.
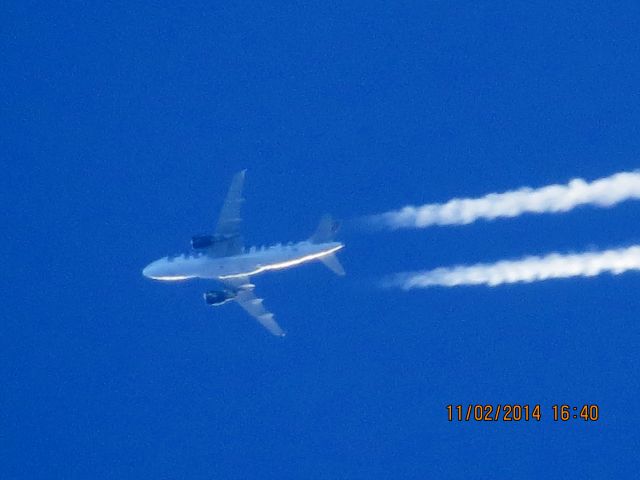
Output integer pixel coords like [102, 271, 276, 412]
[319, 253, 345, 276]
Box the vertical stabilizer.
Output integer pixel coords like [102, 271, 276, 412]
[310, 214, 345, 275]
[310, 214, 340, 244]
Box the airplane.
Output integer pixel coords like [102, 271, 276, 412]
[142, 170, 345, 336]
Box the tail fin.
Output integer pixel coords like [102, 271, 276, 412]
[310, 214, 340, 244]
[310, 215, 345, 276]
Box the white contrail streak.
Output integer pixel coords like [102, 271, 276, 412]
[368, 171, 640, 229]
[385, 245, 640, 289]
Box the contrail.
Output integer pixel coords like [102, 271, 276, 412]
[367, 171, 640, 229]
[384, 245, 640, 289]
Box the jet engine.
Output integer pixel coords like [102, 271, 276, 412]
[203, 289, 237, 306]
[191, 234, 238, 250]
[191, 234, 216, 249]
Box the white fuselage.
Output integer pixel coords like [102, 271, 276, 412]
[142, 240, 344, 281]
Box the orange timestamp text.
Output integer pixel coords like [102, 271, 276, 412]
[446, 404, 600, 422]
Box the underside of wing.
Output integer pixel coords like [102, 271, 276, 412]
[213, 170, 246, 255]
[222, 276, 285, 337]
[235, 289, 285, 337]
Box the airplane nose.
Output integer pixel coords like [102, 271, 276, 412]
[142, 263, 154, 278]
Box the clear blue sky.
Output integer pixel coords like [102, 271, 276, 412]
[3, 2, 640, 478]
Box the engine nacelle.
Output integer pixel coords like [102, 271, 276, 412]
[191, 234, 216, 249]
[191, 234, 238, 250]
[203, 289, 236, 306]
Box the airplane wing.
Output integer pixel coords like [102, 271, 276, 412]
[222, 276, 286, 337]
[213, 170, 246, 255]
